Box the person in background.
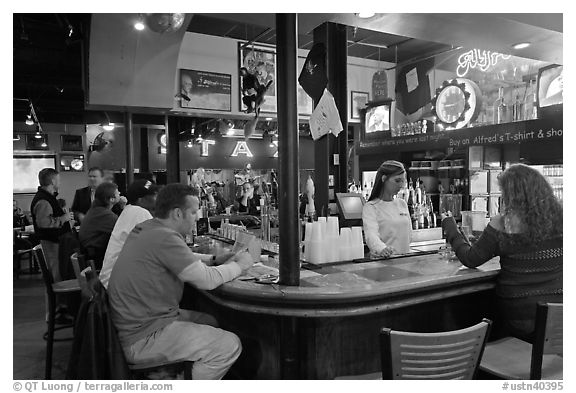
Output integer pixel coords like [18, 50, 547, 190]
[30, 168, 73, 281]
[236, 180, 261, 216]
[108, 184, 253, 379]
[362, 160, 411, 258]
[78, 182, 120, 269]
[441, 164, 562, 341]
[13, 199, 30, 229]
[210, 182, 229, 215]
[72, 167, 126, 223]
[71, 167, 104, 225]
[99, 179, 159, 289]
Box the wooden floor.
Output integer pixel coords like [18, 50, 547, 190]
[13, 273, 72, 380]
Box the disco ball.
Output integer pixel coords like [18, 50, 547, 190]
[145, 13, 186, 34]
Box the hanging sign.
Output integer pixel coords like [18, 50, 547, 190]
[230, 141, 254, 157]
[371, 70, 388, 101]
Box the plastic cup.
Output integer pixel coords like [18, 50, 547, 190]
[225, 206, 232, 215]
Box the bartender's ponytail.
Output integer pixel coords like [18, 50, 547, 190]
[367, 160, 406, 202]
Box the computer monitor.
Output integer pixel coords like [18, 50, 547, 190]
[336, 193, 365, 226]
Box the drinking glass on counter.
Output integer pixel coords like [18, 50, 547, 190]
[438, 244, 454, 262]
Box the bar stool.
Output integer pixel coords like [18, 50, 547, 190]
[33, 244, 81, 379]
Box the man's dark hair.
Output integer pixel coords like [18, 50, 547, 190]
[38, 168, 58, 187]
[88, 167, 104, 176]
[93, 182, 118, 208]
[155, 183, 199, 219]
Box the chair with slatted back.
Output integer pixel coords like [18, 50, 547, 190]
[479, 303, 563, 380]
[33, 244, 81, 379]
[380, 319, 492, 380]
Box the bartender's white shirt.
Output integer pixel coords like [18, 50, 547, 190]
[362, 198, 412, 255]
[100, 205, 153, 289]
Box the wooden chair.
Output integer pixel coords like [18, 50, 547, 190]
[33, 244, 81, 379]
[479, 303, 563, 380]
[70, 253, 98, 299]
[380, 319, 492, 380]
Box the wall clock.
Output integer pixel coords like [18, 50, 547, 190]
[431, 78, 481, 130]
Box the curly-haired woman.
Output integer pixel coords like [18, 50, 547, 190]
[441, 164, 563, 341]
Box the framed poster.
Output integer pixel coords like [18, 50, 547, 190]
[179, 69, 232, 111]
[60, 134, 83, 151]
[59, 154, 85, 172]
[351, 91, 369, 119]
[238, 43, 277, 114]
[25, 134, 49, 150]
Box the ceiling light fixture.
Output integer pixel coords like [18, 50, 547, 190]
[26, 114, 34, 126]
[134, 15, 145, 31]
[512, 42, 531, 50]
[41, 141, 48, 148]
[356, 12, 375, 19]
[186, 140, 193, 148]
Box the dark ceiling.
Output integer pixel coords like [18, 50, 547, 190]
[187, 14, 452, 64]
[13, 13, 90, 124]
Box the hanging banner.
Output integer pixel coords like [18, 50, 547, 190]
[371, 70, 388, 101]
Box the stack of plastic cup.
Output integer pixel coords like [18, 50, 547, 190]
[326, 217, 340, 262]
[351, 226, 364, 259]
[339, 227, 352, 261]
[308, 221, 325, 264]
[304, 222, 313, 262]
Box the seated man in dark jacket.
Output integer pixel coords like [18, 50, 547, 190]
[78, 182, 120, 269]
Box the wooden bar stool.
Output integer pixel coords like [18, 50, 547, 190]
[480, 303, 563, 380]
[33, 244, 81, 379]
[380, 319, 492, 380]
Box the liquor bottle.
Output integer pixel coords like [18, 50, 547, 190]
[524, 79, 537, 120]
[415, 178, 422, 205]
[493, 87, 507, 124]
[512, 91, 524, 121]
[407, 180, 415, 218]
[418, 206, 425, 229]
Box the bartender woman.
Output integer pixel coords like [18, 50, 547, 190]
[362, 160, 412, 258]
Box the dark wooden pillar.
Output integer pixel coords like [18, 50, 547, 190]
[276, 13, 300, 288]
[165, 115, 180, 183]
[140, 127, 150, 174]
[124, 111, 134, 186]
[312, 22, 348, 214]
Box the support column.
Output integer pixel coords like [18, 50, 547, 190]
[165, 115, 180, 183]
[124, 111, 134, 187]
[140, 127, 150, 174]
[276, 13, 300, 288]
[313, 22, 348, 214]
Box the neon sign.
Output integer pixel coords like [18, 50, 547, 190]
[200, 139, 215, 157]
[456, 49, 511, 77]
[190, 140, 279, 158]
[230, 141, 254, 157]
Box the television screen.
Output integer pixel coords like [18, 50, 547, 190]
[365, 104, 391, 133]
[13, 154, 56, 193]
[336, 193, 365, 220]
[538, 65, 563, 108]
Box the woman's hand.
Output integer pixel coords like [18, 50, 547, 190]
[371, 245, 395, 259]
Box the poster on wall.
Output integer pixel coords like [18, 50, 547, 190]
[238, 43, 277, 114]
[179, 69, 232, 111]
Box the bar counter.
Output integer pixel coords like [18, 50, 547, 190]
[182, 245, 501, 379]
